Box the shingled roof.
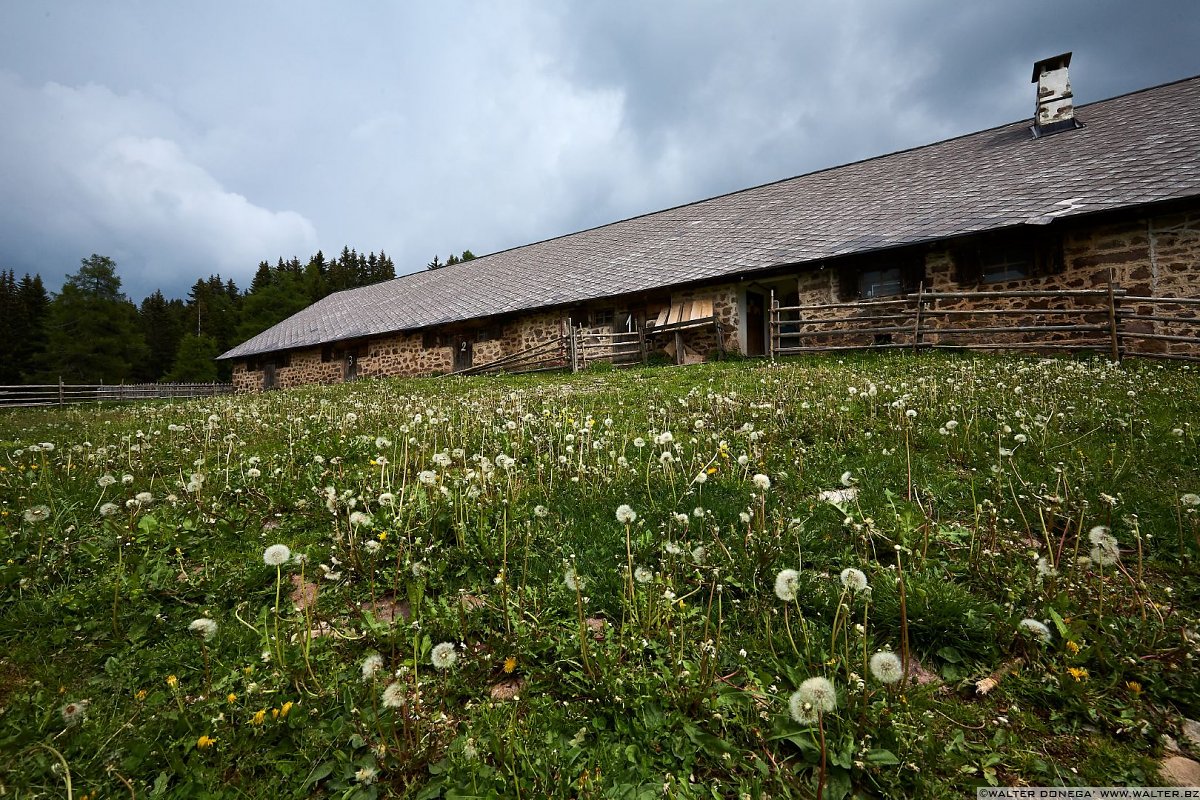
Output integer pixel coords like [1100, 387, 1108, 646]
[220, 75, 1200, 361]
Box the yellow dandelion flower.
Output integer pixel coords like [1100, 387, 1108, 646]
[271, 707, 280, 719]
[166, 675, 178, 688]
[135, 689, 147, 701]
[1067, 667, 1088, 682]
[1126, 681, 1142, 695]
[251, 709, 267, 725]
[1065, 640, 1081, 655]
[378, 532, 387, 541]
[226, 693, 237, 703]
[280, 701, 294, 718]
[707, 466, 718, 474]
[197, 735, 216, 749]
[503, 656, 517, 674]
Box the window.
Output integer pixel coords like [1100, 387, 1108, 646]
[837, 252, 924, 301]
[321, 345, 334, 362]
[956, 232, 1062, 285]
[979, 243, 1033, 283]
[857, 268, 903, 299]
[590, 308, 615, 327]
[422, 331, 444, 349]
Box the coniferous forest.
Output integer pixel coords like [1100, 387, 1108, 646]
[0, 248, 398, 384]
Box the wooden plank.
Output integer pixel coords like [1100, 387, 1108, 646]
[919, 289, 1117, 299]
[1119, 331, 1200, 344]
[779, 325, 915, 338]
[653, 307, 669, 327]
[1120, 296, 1200, 306]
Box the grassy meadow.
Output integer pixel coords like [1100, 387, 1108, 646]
[1, 353, 1198, 799]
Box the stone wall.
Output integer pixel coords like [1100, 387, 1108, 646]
[358, 333, 454, 379]
[776, 207, 1200, 357]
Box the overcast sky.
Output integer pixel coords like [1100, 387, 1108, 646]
[2, 2, 1197, 302]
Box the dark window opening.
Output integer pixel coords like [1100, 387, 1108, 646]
[423, 331, 444, 349]
[956, 232, 1062, 285]
[837, 253, 924, 301]
[321, 345, 334, 363]
[590, 308, 615, 327]
[858, 268, 903, 299]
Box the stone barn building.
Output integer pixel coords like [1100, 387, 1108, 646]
[220, 55, 1200, 391]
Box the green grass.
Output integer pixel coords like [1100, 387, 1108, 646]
[1, 352, 1198, 798]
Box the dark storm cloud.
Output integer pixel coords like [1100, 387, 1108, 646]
[0, 1, 1196, 302]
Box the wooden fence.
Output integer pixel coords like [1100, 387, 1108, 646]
[770, 278, 1200, 363]
[0, 381, 233, 409]
[456, 318, 661, 376]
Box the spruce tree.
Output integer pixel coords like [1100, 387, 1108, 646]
[39, 255, 147, 383]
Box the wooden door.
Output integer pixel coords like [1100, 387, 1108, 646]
[262, 363, 276, 390]
[453, 339, 473, 371]
[746, 291, 766, 356]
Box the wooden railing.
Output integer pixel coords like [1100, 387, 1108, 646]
[456, 319, 660, 376]
[454, 335, 571, 376]
[574, 328, 645, 368]
[770, 279, 1200, 363]
[0, 382, 234, 409]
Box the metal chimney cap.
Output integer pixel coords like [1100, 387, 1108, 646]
[1032, 52, 1072, 83]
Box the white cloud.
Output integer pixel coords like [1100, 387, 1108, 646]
[0, 71, 317, 298]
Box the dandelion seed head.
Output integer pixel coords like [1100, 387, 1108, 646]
[752, 473, 771, 491]
[361, 654, 384, 682]
[797, 676, 837, 712]
[774, 569, 800, 602]
[788, 691, 817, 724]
[189, 618, 218, 641]
[263, 544, 291, 566]
[381, 682, 405, 709]
[839, 568, 868, 592]
[61, 700, 89, 727]
[615, 504, 637, 524]
[23, 505, 51, 524]
[564, 565, 583, 591]
[634, 566, 653, 584]
[869, 651, 904, 684]
[431, 641, 458, 670]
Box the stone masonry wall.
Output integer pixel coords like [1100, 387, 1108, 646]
[357, 333, 454, 380]
[778, 207, 1200, 356]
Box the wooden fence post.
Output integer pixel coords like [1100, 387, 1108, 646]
[768, 288, 777, 360]
[911, 283, 925, 351]
[58, 377, 64, 407]
[1107, 268, 1121, 362]
[568, 320, 580, 372]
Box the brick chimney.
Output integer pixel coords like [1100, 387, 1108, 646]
[1031, 52, 1081, 137]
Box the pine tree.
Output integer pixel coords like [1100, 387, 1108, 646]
[38, 255, 148, 383]
[138, 290, 186, 382]
[165, 334, 219, 382]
